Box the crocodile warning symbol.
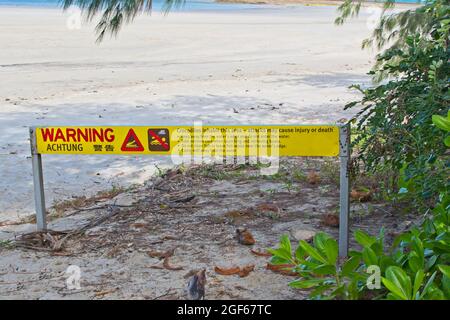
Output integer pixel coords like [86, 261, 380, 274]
[148, 128, 170, 151]
[121, 129, 144, 152]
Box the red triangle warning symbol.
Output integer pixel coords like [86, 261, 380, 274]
[121, 129, 144, 152]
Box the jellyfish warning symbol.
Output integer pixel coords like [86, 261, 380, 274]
[120, 129, 144, 152]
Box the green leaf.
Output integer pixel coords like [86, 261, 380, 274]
[267, 248, 291, 264]
[323, 238, 339, 265]
[411, 237, 424, 261]
[295, 245, 306, 262]
[444, 135, 450, 147]
[419, 271, 438, 300]
[313, 232, 331, 254]
[342, 256, 361, 276]
[268, 234, 294, 263]
[407, 252, 422, 273]
[379, 256, 397, 272]
[289, 278, 330, 289]
[425, 255, 438, 271]
[298, 240, 327, 264]
[442, 275, 450, 299]
[386, 293, 398, 300]
[355, 230, 377, 247]
[280, 234, 292, 254]
[384, 266, 412, 300]
[310, 283, 333, 298]
[269, 254, 291, 265]
[362, 247, 378, 266]
[432, 114, 450, 132]
[382, 277, 409, 300]
[438, 265, 450, 278]
[313, 264, 336, 276]
[412, 270, 424, 299]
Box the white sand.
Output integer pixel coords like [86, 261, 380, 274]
[0, 5, 379, 223]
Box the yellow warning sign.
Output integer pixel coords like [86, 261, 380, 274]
[34, 125, 340, 157]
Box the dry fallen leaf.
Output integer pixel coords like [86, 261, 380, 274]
[214, 265, 255, 278]
[321, 214, 339, 228]
[163, 257, 183, 271]
[238, 265, 255, 278]
[94, 288, 117, 297]
[214, 266, 241, 276]
[224, 209, 252, 219]
[149, 257, 183, 271]
[350, 189, 372, 202]
[256, 203, 279, 213]
[236, 228, 256, 245]
[250, 248, 272, 257]
[266, 263, 297, 276]
[147, 248, 175, 260]
[307, 171, 321, 185]
[162, 235, 179, 241]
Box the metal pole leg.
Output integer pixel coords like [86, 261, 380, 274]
[30, 128, 47, 231]
[339, 124, 350, 257]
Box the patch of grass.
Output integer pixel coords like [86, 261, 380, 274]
[281, 181, 298, 193]
[0, 239, 13, 249]
[318, 159, 340, 186]
[292, 168, 307, 183]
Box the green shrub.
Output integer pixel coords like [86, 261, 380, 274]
[270, 221, 449, 300]
[270, 111, 450, 300]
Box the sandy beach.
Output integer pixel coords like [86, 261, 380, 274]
[0, 4, 382, 224]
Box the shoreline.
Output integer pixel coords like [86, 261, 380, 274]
[0, 0, 420, 10]
[216, 0, 420, 8]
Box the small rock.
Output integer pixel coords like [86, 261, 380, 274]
[291, 229, 316, 242]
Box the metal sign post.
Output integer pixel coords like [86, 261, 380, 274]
[29, 127, 47, 231]
[28, 124, 351, 256]
[338, 124, 351, 257]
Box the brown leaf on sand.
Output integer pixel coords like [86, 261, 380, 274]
[266, 263, 297, 276]
[224, 209, 253, 219]
[149, 256, 183, 271]
[94, 288, 117, 297]
[321, 214, 339, 228]
[236, 228, 256, 245]
[131, 223, 147, 229]
[238, 265, 255, 278]
[0, 220, 24, 227]
[350, 189, 372, 202]
[147, 248, 175, 260]
[214, 265, 255, 278]
[250, 248, 272, 257]
[307, 171, 320, 185]
[214, 266, 241, 276]
[256, 203, 279, 213]
[163, 257, 183, 271]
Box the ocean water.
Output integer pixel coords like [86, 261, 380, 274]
[0, 0, 273, 11]
[0, 0, 424, 10]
